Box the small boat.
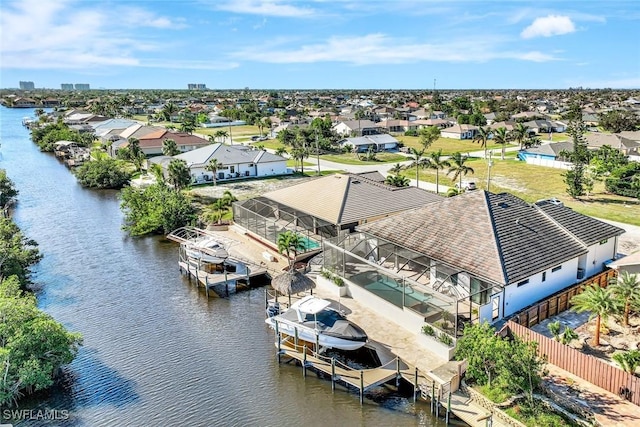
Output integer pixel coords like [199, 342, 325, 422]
[265, 296, 368, 351]
[184, 237, 229, 264]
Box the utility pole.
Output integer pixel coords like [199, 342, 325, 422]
[315, 131, 321, 176]
[487, 150, 493, 192]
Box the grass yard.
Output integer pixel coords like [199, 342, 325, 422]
[401, 157, 640, 225]
[320, 152, 408, 165]
[397, 135, 514, 155]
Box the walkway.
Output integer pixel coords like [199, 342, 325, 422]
[545, 364, 640, 427]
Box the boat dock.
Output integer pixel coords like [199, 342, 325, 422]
[168, 226, 271, 297]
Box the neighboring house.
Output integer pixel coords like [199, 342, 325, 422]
[489, 121, 517, 132]
[441, 124, 478, 140]
[483, 112, 497, 125]
[376, 120, 418, 133]
[93, 118, 139, 140]
[106, 124, 166, 157]
[233, 173, 443, 257]
[585, 133, 640, 158]
[607, 251, 640, 276]
[12, 97, 37, 108]
[321, 191, 624, 358]
[149, 143, 289, 183]
[333, 120, 378, 136]
[518, 141, 574, 168]
[338, 134, 400, 152]
[522, 120, 566, 134]
[137, 130, 210, 156]
[414, 118, 451, 129]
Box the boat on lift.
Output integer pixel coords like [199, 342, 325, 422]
[265, 295, 368, 351]
[184, 237, 229, 264]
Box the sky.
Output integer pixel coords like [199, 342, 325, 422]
[1, 0, 639, 90]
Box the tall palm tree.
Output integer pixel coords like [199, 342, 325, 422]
[473, 126, 491, 159]
[446, 152, 475, 189]
[610, 272, 640, 327]
[493, 127, 510, 160]
[162, 138, 180, 156]
[407, 147, 427, 188]
[571, 284, 619, 346]
[126, 137, 145, 172]
[205, 158, 222, 186]
[167, 159, 192, 191]
[512, 123, 530, 150]
[277, 230, 304, 270]
[427, 149, 450, 194]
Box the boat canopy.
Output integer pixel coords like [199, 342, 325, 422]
[293, 296, 331, 315]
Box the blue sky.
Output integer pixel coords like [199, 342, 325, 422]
[1, 0, 638, 90]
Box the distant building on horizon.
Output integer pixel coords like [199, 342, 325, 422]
[61, 83, 74, 90]
[188, 83, 207, 90]
[75, 83, 90, 90]
[19, 81, 35, 90]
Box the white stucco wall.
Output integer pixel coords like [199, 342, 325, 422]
[584, 238, 617, 278]
[503, 257, 579, 317]
[255, 160, 289, 177]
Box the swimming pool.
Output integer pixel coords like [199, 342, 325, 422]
[353, 271, 431, 312]
[298, 236, 320, 251]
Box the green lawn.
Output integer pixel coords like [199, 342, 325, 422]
[397, 135, 514, 155]
[320, 152, 408, 165]
[402, 157, 640, 226]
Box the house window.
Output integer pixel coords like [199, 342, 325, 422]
[552, 265, 562, 273]
[517, 279, 529, 287]
[542, 272, 547, 282]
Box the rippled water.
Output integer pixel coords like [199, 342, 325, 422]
[0, 107, 444, 426]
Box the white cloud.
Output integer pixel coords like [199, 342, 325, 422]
[521, 15, 576, 39]
[233, 33, 559, 65]
[216, 0, 315, 17]
[0, 0, 199, 70]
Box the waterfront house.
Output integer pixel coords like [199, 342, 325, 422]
[517, 141, 574, 168]
[321, 191, 624, 358]
[149, 143, 289, 184]
[233, 173, 443, 259]
[136, 129, 210, 156]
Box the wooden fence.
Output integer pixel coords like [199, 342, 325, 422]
[509, 269, 617, 328]
[507, 320, 640, 406]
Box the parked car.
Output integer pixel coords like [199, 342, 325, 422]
[455, 181, 477, 191]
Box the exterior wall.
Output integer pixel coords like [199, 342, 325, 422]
[503, 257, 580, 317]
[441, 131, 462, 140]
[585, 238, 617, 278]
[521, 155, 572, 169]
[255, 160, 289, 177]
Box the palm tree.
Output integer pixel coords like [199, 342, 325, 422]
[427, 149, 450, 194]
[571, 284, 619, 346]
[205, 158, 223, 186]
[612, 350, 640, 374]
[446, 152, 475, 189]
[275, 147, 288, 157]
[277, 230, 304, 270]
[389, 163, 404, 175]
[125, 137, 145, 172]
[610, 272, 640, 327]
[384, 174, 410, 187]
[149, 163, 165, 185]
[214, 130, 228, 144]
[473, 126, 492, 159]
[493, 127, 510, 160]
[512, 123, 530, 150]
[407, 147, 427, 188]
[167, 159, 192, 191]
[162, 138, 180, 156]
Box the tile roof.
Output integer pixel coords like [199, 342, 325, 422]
[262, 174, 443, 225]
[357, 191, 624, 285]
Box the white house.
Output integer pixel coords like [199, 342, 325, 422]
[333, 119, 378, 137]
[441, 124, 478, 140]
[321, 191, 624, 358]
[149, 143, 289, 183]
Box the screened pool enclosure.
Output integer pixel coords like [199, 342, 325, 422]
[322, 232, 504, 340]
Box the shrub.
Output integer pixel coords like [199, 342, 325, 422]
[422, 324, 435, 336]
[439, 332, 453, 346]
[332, 276, 345, 287]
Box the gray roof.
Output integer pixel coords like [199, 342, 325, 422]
[262, 173, 443, 225]
[357, 191, 624, 285]
[523, 141, 574, 156]
[175, 143, 285, 166]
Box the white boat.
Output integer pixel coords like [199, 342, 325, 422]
[184, 237, 229, 264]
[265, 296, 368, 351]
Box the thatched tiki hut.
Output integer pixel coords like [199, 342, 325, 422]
[271, 270, 316, 306]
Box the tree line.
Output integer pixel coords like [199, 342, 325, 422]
[0, 171, 82, 407]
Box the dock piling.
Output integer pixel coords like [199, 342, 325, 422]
[331, 358, 336, 391]
[413, 367, 418, 403]
[446, 391, 451, 425]
[395, 358, 400, 387]
[359, 371, 364, 405]
[303, 346, 307, 377]
[431, 382, 435, 413]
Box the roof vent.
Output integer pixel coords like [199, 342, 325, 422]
[352, 180, 360, 184]
[497, 202, 509, 208]
[515, 219, 520, 225]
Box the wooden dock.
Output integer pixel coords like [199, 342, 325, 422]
[179, 259, 267, 297]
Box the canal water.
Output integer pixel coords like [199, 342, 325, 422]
[0, 107, 443, 426]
